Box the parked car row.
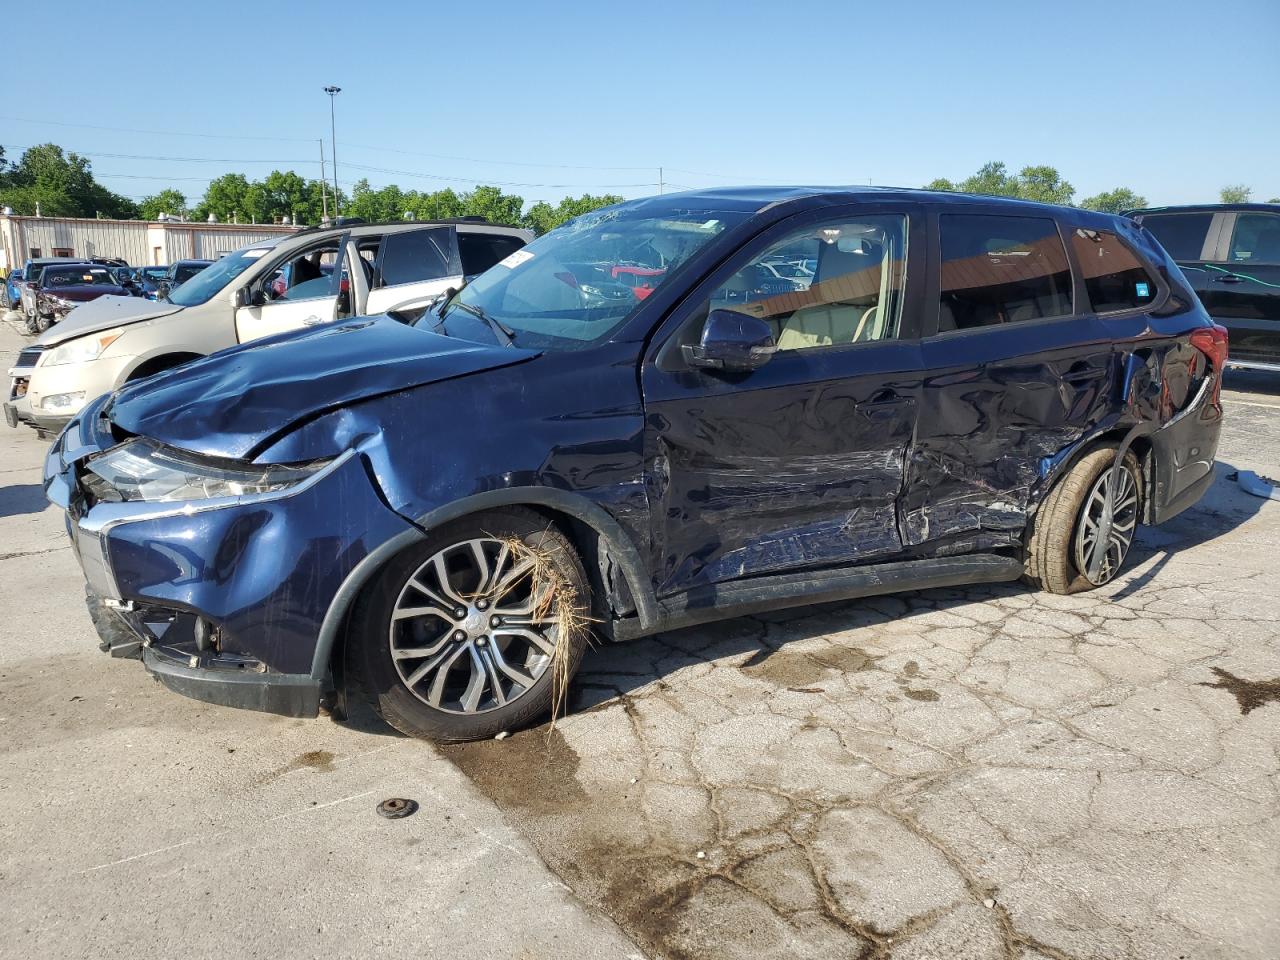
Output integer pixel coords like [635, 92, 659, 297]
[31, 188, 1227, 744]
[6, 218, 531, 434]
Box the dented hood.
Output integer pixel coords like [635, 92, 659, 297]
[107, 316, 537, 460]
[36, 295, 183, 346]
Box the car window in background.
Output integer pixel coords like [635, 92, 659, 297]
[172, 262, 209, 284]
[1071, 229, 1157, 313]
[711, 216, 908, 350]
[459, 233, 526, 276]
[1140, 212, 1213, 261]
[41, 266, 115, 287]
[167, 247, 271, 307]
[1228, 213, 1280, 264]
[938, 215, 1072, 330]
[433, 206, 751, 349]
[379, 228, 455, 286]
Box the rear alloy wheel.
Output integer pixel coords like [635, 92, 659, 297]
[1024, 446, 1141, 594]
[349, 509, 590, 741]
[1073, 461, 1138, 586]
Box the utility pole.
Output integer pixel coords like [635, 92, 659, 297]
[324, 86, 341, 215]
[318, 139, 330, 222]
[658, 167, 664, 195]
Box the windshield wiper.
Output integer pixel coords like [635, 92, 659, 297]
[448, 299, 518, 348]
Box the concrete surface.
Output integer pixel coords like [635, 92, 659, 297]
[0, 317, 645, 960]
[1, 311, 1278, 960]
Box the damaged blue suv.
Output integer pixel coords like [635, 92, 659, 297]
[46, 188, 1226, 741]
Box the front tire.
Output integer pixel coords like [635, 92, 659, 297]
[348, 508, 590, 742]
[1024, 446, 1141, 594]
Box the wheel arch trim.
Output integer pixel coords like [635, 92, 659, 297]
[309, 487, 656, 682]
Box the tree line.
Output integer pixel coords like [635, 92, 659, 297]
[0, 144, 1275, 237]
[923, 161, 1275, 211]
[0, 143, 622, 236]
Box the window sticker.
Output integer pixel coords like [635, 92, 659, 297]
[243, 249, 270, 259]
[1135, 282, 1150, 298]
[497, 249, 534, 269]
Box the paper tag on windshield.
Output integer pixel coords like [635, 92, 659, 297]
[497, 249, 534, 269]
[242, 249, 270, 259]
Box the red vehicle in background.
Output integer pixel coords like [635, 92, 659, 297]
[610, 264, 666, 300]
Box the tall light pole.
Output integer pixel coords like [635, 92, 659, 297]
[324, 85, 341, 216]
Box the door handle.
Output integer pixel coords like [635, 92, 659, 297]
[857, 389, 907, 420]
[302, 315, 324, 325]
[1213, 274, 1245, 284]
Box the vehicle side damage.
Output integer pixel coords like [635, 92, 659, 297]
[45, 186, 1225, 740]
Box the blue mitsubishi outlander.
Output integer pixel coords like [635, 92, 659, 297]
[45, 187, 1226, 741]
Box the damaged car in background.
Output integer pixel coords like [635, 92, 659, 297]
[45, 187, 1226, 742]
[6, 218, 530, 435]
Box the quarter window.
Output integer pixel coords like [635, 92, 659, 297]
[1227, 213, 1280, 264]
[1140, 212, 1212, 261]
[460, 233, 526, 276]
[378, 228, 455, 287]
[710, 216, 908, 351]
[938, 215, 1072, 331]
[1071, 229, 1157, 313]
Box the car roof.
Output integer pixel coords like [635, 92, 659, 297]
[621, 185, 1120, 223]
[1128, 203, 1280, 216]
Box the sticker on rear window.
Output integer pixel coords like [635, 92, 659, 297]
[497, 249, 534, 269]
[1135, 282, 1150, 298]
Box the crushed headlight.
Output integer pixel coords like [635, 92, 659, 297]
[43, 328, 125, 367]
[82, 438, 332, 503]
[40, 391, 87, 413]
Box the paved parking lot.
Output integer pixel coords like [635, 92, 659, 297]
[1, 316, 1277, 960]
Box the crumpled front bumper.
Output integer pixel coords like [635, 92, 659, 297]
[45, 396, 421, 718]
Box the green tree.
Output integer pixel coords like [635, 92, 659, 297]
[522, 194, 623, 235]
[139, 189, 190, 221]
[1080, 187, 1147, 214]
[461, 185, 524, 225]
[0, 143, 137, 218]
[259, 169, 329, 224]
[347, 178, 407, 223]
[192, 173, 252, 223]
[1016, 165, 1074, 205]
[925, 162, 1075, 205]
[406, 188, 465, 221]
[1220, 185, 1251, 204]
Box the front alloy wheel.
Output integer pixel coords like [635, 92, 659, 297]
[350, 508, 591, 742]
[389, 538, 557, 714]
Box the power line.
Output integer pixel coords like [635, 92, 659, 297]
[341, 160, 656, 190]
[0, 115, 316, 143]
[340, 140, 654, 172]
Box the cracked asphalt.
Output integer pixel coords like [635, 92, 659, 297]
[1, 310, 1278, 960]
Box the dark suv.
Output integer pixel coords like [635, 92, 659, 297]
[46, 187, 1225, 742]
[1129, 203, 1280, 370]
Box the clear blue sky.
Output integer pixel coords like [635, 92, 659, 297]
[6, 0, 1278, 209]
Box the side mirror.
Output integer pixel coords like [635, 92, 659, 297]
[250, 289, 267, 308]
[683, 309, 777, 372]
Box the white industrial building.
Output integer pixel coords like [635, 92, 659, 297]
[0, 213, 300, 272]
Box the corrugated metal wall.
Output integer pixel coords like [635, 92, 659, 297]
[0, 216, 297, 270]
[11, 219, 150, 264]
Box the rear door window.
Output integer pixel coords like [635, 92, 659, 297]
[377, 227, 458, 287]
[1140, 212, 1213, 261]
[459, 232, 526, 276]
[1227, 213, 1280, 265]
[937, 215, 1072, 331]
[1071, 229, 1158, 313]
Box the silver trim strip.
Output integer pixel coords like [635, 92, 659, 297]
[1226, 359, 1280, 373]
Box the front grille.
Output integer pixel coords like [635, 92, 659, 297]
[15, 347, 43, 368]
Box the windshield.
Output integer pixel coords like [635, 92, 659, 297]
[41, 266, 115, 287]
[167, 247, 271, 307]
[422, 205, 749, 349]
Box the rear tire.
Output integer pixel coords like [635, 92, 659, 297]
[1024, 446, 1141, 595]
[348, 508, 590, 742]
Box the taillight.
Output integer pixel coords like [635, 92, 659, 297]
[1189, 323, 1228, 407]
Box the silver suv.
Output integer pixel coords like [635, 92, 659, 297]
[5, 219, 531, 434]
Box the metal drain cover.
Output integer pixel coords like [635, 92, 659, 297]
[376, 797, 419, 819]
